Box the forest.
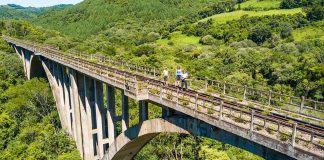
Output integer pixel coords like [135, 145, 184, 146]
[0, 0, 323, 159]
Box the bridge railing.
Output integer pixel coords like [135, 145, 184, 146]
[4, 37, 324, 155]
[3, 37, 324, 116]
[63, 46, 324, 115]
[145, 80, 324, 151]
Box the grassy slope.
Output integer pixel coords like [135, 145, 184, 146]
[199, 8, 302, 24]
[236, 0, 281, 9]
[34, 0, 222, 39]
[157, 8, 303, 47]
[157, 31, 202, 47]
[292, 21, 324, 41]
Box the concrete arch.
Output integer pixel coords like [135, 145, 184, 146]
[105, 116, 296, 160]
[105, 117, 190, 160]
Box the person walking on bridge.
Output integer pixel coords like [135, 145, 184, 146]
[163, 67, 168, 85]
[175, 66, 182, 86]
[181, 70, 188, 90]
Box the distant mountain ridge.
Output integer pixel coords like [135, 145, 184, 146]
[33, 0, 223, 39]
[0, 4, 73, 20]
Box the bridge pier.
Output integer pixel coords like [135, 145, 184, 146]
[62, 66, 73, 135]
[106, 85, 117, 145]
[77, 73, 89, 159]
[94, 80, 107, 157]
[57, 64, 69, 132]
[70, 70, 84, 158]
[139, 100, 148, 123]
[6, 38, 322, 160]
[84, 76, 96, 159]
[122, 91, 129, 132]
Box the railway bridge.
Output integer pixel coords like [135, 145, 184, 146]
[3, 37, 324, 160]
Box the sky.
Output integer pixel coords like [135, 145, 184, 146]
[0, 0, 83, 7]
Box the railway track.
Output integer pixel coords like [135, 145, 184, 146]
[6, 37, 324, 147]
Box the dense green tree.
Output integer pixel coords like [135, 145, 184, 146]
[248, 25, 272, 45]
[306, 5, 324, 21]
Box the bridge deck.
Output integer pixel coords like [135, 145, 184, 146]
[3, 37, 324, 159]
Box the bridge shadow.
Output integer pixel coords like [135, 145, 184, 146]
[30, 56, 46, 79]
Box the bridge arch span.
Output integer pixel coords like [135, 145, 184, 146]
[5, 38, 323, 160]
[105, 117, 189, 160]
[104, 116, 295, 160]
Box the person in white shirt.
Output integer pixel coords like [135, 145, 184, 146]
[163, 67, 168, 85]
[175, 66, 182, 86]
[181, 70, 188, 90]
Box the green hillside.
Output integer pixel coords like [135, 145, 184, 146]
[0, 4, 72, 20]
[0, 0, 323, 159]
[34, 0, 223, 39]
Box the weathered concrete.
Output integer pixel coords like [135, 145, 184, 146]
[104, 116, 297, 160]
[139, 100, 148, 123]
[94, 80, 107, 157]
[84, 76, 95, 159]
[122, 91, 129, 132]
[77, 73, 93, 159]
[62, 66, 73, 135]
[41, 60, 69, 132]
[70, 69, 84, 158]
[7, 40, 322, 160]
[104, 117, 189, 160]
[106, 85, 116, 144]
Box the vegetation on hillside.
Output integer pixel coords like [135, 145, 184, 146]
[34, 0, 225, 39]
[0, 40, 80, 159]
[0, 4, 72, 20]
[0, 0, 323, 159]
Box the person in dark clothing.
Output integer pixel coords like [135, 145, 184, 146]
[181, 70, 188, 90]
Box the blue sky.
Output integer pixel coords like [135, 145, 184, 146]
[0, 0, 83, 7]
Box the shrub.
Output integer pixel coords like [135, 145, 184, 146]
[255, 125, 262, 131]
[149, 88, 160, 95]
[234, 116, 245, 123]
[167, 41, 174, 46]
[279, 131, 291, 141]
[280, 0, 302, 9]
[280, 23, 293, 38]
[229, 39, 257, 48]
[207, 108, 215, 114]
[199, 35, 217, 45]
[306, 5, 324, 21]
[248, 25, 272, 45]
[166, 91, 172, 100]
[146, 32, 160, 42]
[266, 125, 277, 134]
[133, 44, 155, 56]
[180, 96, 190, 106]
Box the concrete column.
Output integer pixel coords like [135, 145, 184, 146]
[57, 65, 68, 132]
[69, 69, 84, 158]
[94, 80, 106, 157]
[139, 100, 148, 123]
[121, 90, 129, 132]
[52, 62, 59, 85]
[20, 48, 27, 76]
[62, 66, 73, 135]
[14, 45, 22, 59]
[162, 107, 175, 118]
[84, 76, 95, 159]
[77, 73, 92, 159]
[106, 85, 116, 144]
[23, 49, 31, 79]
[41, 60, 68, 136]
